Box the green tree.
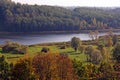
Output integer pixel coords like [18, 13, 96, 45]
[72, 59, 85, 79]
[113, 42, 120, 60]
[0, 55, 11, 80]
[78, 45, 85, 53]
[4, 9, 14, 23]
[71, 37, 81, 51]
[73, 62, 99, 79]
[85, 46, 102, 64]
[97, 42, 109, 62]
[84, 45, 94, 61]
[90, 49, 103, 64]
[112, 35, 118, 45]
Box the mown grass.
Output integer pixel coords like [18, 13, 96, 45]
[0, 45, 87, 63]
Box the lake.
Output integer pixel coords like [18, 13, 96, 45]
[0, 32, 120, 45]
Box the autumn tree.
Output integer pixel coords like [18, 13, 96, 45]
[92, 18, 97, 27]
[89, 31, 94, 40]
[89, 31, 99, 40]
[100, 22, 104, 27]
[84, 63, 99, 79]
[71, 37, 81, 51]
[57, 53, 78, 80]
[73, 62, 99, 79]
[98, 62, 114, 79]
[103, 35, 113, 47]
[113, 56, 120, 79]
[97, 21, 101, 27]
[32, 53, 57, 80]
[107, 30, 114, 37]
[94, 30, 99, 40]
[32, 53, 78, 80]
[12, 57, 35, 80]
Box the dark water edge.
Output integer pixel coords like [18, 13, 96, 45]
[0, 29, 120, 34]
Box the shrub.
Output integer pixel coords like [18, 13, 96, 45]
[59, 45, 66, 49]
[0, 55, 11, 80]
[78, 45, 85, 53]
[41, 47, 49, 53]
[2, 41, 27, 54]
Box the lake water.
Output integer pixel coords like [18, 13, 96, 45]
[0, 32, 120, 45]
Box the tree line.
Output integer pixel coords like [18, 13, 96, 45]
[0, 0, 120, 32]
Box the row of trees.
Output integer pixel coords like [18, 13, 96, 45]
[70, 33, 120, 79]
[0, 0, 120, 32]
[0, 53, 79, 80]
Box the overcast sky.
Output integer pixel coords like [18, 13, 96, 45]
[11, 0, 120, 7]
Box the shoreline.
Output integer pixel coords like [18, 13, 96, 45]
[0, 29, 120, 34]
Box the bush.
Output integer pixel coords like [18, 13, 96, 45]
[78, 45, 85, 53]
[41, 47, 50, 53]
[2, 41, 27, 54]
[59, 45, 66, 49]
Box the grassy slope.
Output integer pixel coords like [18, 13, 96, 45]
[0, 45, 87, 63]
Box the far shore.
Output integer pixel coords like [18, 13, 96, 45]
[0, 29, 120, 34]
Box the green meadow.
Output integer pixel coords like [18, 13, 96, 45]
[0, 44, 87, 63]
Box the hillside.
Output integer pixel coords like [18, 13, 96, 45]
[0, 0, 120, 32]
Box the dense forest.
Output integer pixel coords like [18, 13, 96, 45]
[0, 0, 120, 32]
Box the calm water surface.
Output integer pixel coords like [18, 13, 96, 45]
[0, 32, 120, 45]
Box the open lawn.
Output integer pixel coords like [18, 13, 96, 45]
[0, 45, 87, 63]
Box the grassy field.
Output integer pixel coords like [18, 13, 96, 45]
[0, 45, 87, 63]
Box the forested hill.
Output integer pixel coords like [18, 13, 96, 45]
[0, 0, 120, 32]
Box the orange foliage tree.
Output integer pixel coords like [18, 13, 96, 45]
[32, 53, 78, 80]
[12, 57, 35, 80]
